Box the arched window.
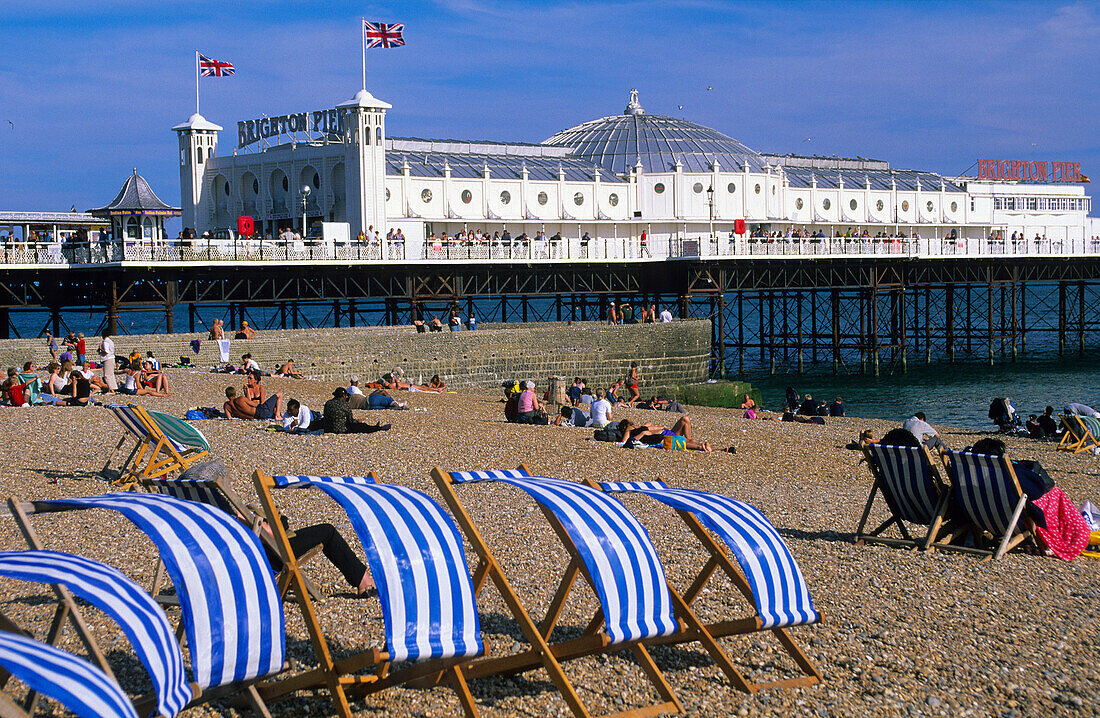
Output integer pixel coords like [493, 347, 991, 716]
[126, 216, 140, 239]
[376, 127, 382, 145]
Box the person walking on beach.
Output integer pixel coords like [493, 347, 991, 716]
[607, 301, 619, 325]
[44, 332, 58, 362]
[97, 329, 116, 392]
[626, 362, 642, 406]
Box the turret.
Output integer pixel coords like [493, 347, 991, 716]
[172, 113, 222, 233]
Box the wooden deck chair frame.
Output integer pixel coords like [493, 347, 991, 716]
[4, 495, 283, 718]
[586, 478, 823, 694]
[103, 405, 209, 489]
[1058, 414, 1100, 454]
[250, 470, 480, 718]
[137, 475, 324, 603]
[431, 465, 684, 718]
[855, 443, 963, 551]
[939, 451, 1037, 560]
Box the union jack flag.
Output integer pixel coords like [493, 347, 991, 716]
[364, 21, 405, 48]
[198, 53, 235, 77]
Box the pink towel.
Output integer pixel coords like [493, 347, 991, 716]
[1033, 488, 1091, 560]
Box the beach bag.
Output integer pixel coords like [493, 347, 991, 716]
[532, 411, 549, 426]
[504, 395, 519, 422]
[185, 409, 206, 420]
[594, 424, 623, 442]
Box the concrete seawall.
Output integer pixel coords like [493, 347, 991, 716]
[2, 320, 711, 390]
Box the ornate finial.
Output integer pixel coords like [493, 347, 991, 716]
[132, 167, 137, 175]
[624, 88, 645, 115]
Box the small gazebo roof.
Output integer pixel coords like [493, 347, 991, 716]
[90, 169, 180, 217]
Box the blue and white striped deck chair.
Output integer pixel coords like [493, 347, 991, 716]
[0, 631, 138, 718]
[856, 443, 954, 551]
[431, 466, 683, 718]
[100, 405, 207, 488]
[0, 551, 192, 718]
[596, 479, 823, 693]
[943, 450, 1036, 559]
[251, 470, 483, 718]
[7, 493, 286, 716]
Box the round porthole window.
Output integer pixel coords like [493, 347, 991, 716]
[421, 188, 432, 203]
[385, 188, 390, 201]
[537, 191, 548, 205]
[901, 200, 909, 211]
[461, 189, 473, 204]
[876, 199, 884, 211]
[654, 183, 665, 194]
[727, 182, 736, 193]
[500, 190, 511, 205]
[608, 193, 619, 206]
[574, 192, 584, 206]
[693, 182, 704, 194]
[926, 200, 934, 212]
[822, 198, 831, 210]
[950, 201, 958, 212]
[850, 199, 857, 210]
[795, 198, 804, 210]
[754, 184, 761, 194]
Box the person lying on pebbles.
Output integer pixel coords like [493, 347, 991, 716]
[618, 416, 735, 453]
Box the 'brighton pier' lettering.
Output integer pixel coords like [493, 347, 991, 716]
[977, 159, 1083, 182]
[237, 108, 347, 149]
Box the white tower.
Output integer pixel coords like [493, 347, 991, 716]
[337, 89, 391, 238]
[172, 113, 223, 233]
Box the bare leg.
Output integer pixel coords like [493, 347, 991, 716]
[671, 415, 692, 441]
[272, 392, 284, 420]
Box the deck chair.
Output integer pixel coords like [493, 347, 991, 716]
[137, 475, 323, 602]
[855, 443, 961, 550]
[251, 471, 484, 718]
[0, 631, 140, 718]
[99, 405, 209, 487]
[594, 479, 823, 693]
[431, 467, 684, 718]
[941, 450, 1038, 559]
[6, 492, 286, 717]
[1058, 414, 1100, 454]
[0, 550, 192, 718]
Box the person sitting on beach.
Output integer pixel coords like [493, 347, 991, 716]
[243, 371, 282, 421]
[1038, 406, 1060, 438]
[380, 371, 410, 391]
[797, 394, 818, 416]
[274, 359, 303, 379]
[223, 386, 259, 419]
[427, 374, 446, 391]
[240, 353, 260, 375]
[1065, 402, 1100, 418]
[77, 360, 110, 393]
[323, 388, 389, 434]
[413, 318, 426, 333]
[515, 380, 542, 422]
[281, 399, 315, 433]
[554, 404, 590, 427]
[617, 416, 719, 452]
[348, 376, 364, 397]
[234, 321, 256, 340]
[740, 393, 756, 411]
[589, 389, 613, 428]
[567, 378, 585, 407]
[785, 386, 800, 412]
[140, 360, 171, 396]
[816, 399, 830, 417]
[127, 350, 143, 371]
[829, 397, 846, 417]
[58, 345, 73, 365]
[1026, 414, 1043, 440]
[428, 316, 443, 332]
[119, 366, 167, 397]
[902, 412, 947, 453]
[607, 379, 624, 406]
[3, 368, 33, 407]
[144, 351, 160, 371]
[44, 361, 68, 397]
[65, 369, 93, 407]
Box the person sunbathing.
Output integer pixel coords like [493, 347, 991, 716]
[44, 361, 68, 397]
[140, 360, 171, 396]
[234, 321, 256, 340]
[380, 371, 411, 391]
[119, 367, 167, 397]
[242, 371, 282, 420]
[275, 359, 303, 379]
[224, 386, 259, 419]
[740, 393, 756, 410]
[427, 374, 446, 391]
[3, 367, 33, 407]
[618, 416, 717, 452]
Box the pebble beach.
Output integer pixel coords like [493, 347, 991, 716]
[1, 368, 1098, 717]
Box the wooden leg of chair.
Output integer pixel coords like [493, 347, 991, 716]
[921, 493, 951, 551]
[772, 627, 824, 682]
[628, 643, 682, 713]
[244, 684, 275, 718]
[994, 497, 1029, 560]
[854, 481, 881, 543]
[449, 666, 479, 718]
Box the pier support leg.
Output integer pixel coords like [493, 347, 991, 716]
[870, 286, 880, 377]
[501, 296, 508, 323]
[0, 308, 9, 340]
[987, 270, 994, 366]
[106, 281, 119, 337]
[1058, 283, 1066, 356]
[292, 302, 299, 330]
[164, 280, 176, 334]
[831, 289, 840, 375]
[899, 287, 907, 374]
[768, 291, 776, 375]
[946, 284, 955, 362]
[796, 291, 804, 374]
[188, 303, 196, 333]
[334, 300, 341, 328]
[737, 290, 744, 376]
[716, 272, 726, 379]
[1020, 283, 1027, 354]
[1079, 281, 1086, 356]
[279, 303, 287, 330]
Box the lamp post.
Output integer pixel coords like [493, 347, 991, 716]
[300, 185, 311, 238]
[706, 185, 715, 251]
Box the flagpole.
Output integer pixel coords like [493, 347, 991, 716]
[361, 18, 366, 92]
[195, 50, 200, 115]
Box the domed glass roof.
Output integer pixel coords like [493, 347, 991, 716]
[543, 89, 765, 176]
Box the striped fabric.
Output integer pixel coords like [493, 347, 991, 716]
[38, 493, 285, 690]
[273, 474, 377, 487]
[0, 550, 191, 718]
[449, 470, 677, 644]
[600, 480, 819, 629]
[148, 479, 235, 515]
[1080, 416, 1100, 443]
[147, 410, 211, 452]
[0, 631, 138, 718]
[272, 476, 481, 663]
[108, 405, 189, 453]
[867, 444, 938, 524]
[945, 451, 1023, 535]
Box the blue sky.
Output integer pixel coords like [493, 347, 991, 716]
[1, 0, 1097, 218]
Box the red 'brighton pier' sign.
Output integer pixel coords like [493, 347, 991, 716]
[977, 159, 1083, 182]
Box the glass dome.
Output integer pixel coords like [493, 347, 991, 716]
[543, 89, 765, 176]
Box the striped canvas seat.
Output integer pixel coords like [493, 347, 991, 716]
[449, 470, 676, 644]
[600, 481, 818, 629]
[270, 475, 481, 662]
[102, 405, 208, 486]
[0, 632, 139, 718]
[1059, 414, 1100, 454]
[856, 444, 953, 551]
[33, 493, 285, 689]
[147, 477, 236, 515]
[146, 409, 211, 453]
[433, 466, 683, 718]
[943, 450, 1033, 559]
[0, 550, 191, 718]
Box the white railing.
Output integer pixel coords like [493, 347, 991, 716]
[0, 235, 1097, 266]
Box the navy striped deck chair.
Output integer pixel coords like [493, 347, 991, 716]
[140, 476, 324, 602]
[432, 466, 684, 718]
[942, 450, 1036, 559]
[6, 493, 286, 717]
[856, 443, 956, 550]
[0, 551, 192, 718]
[99, 405, 208, 488]
[251, 471, 484, 718]
[595, 479, 823, 693]
[0, 631, 139, 718]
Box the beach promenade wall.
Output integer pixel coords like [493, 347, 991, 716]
[0, 321, 711, 389]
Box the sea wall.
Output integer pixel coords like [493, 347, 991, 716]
[0, 321, 712, 390]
